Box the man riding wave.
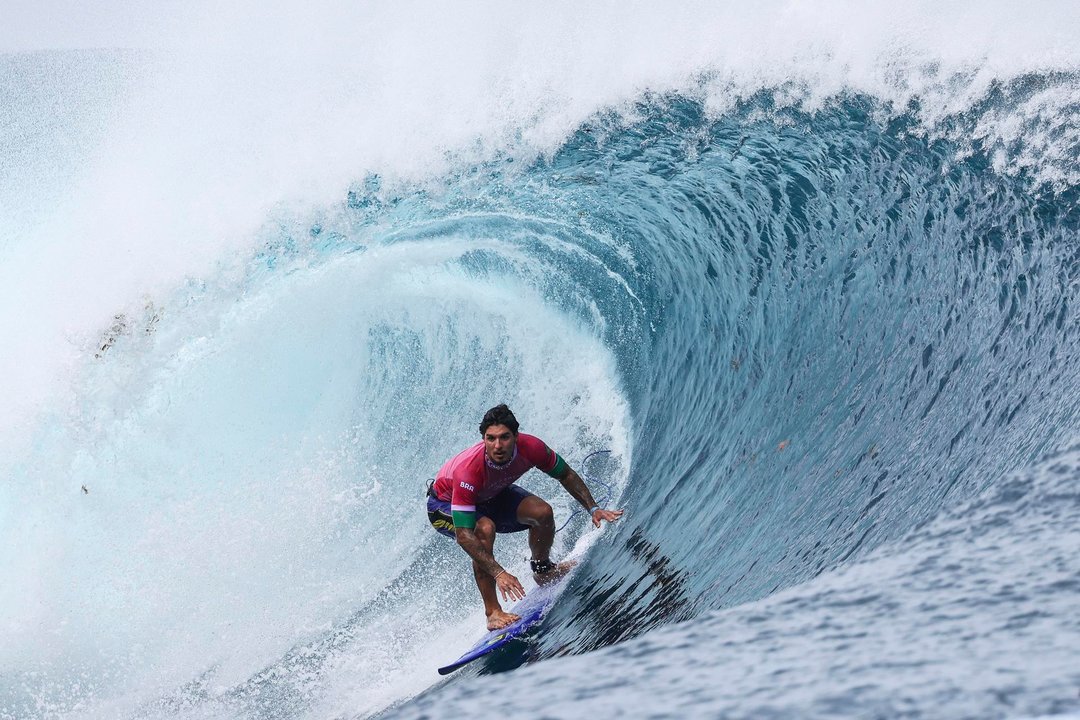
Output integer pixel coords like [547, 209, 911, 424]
[426, 404, 623, 629]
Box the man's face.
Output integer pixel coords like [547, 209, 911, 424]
[483, 424, 517, 465]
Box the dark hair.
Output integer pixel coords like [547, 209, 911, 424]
[479, 404, 519, 435]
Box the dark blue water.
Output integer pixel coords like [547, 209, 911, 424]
[522, 95, 1080, 652]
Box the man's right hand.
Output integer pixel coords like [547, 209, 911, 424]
[495, 570, 526, 602]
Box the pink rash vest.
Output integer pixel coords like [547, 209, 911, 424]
[432, 433, 567, 529]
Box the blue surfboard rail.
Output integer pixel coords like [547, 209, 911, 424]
[437, 580, 563, 675]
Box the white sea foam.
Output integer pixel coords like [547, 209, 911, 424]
[0, 237, 631, 718]
[2, 2, 1079, 456]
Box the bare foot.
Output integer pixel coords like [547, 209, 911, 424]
[486, 608, 521, 630]
[534, 559, 577, 586]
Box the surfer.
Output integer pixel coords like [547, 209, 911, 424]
[426, 404, 623, 630]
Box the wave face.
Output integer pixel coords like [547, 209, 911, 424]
[3, 8, 1080, 720]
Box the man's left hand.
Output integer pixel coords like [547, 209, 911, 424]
[591, 508, 624, 528]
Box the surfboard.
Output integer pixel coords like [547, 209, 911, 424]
[437, 577, 566, 675]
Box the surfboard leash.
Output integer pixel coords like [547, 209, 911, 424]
[555, 448, 614, 534]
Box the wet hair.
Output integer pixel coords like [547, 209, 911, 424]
[479, 404, 520, 436]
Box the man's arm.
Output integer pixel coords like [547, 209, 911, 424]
[454, 527, 503, 577]
[556, 466, 624, 528]
[455, 527, 526, 601]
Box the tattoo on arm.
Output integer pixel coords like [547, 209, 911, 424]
[558, 468, 597, 511]
[455, 528, 502, 576]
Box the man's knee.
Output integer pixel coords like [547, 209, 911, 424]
[474, 516, 496, 543]
[518, 497, 554, 527]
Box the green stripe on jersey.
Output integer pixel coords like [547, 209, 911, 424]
[452, 509, 477, 529]
[545, 452, 568, 479]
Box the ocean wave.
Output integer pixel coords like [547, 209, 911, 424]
[2, 14, 1079, 718]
